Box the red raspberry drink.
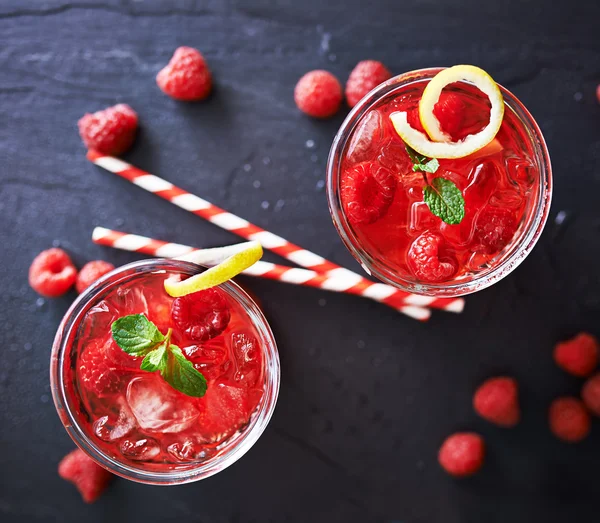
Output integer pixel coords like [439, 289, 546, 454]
[327, 67, 552, 296]
[51, 259, 279, 484]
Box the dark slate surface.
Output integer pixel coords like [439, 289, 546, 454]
[1, 1, 599, 522]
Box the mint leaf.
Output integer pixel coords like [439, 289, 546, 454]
[140, 343, 168, 372]
[406, 144, 439, 174]
[405, 144, 428, 165]
[111, 314, 164, 356]
[423, 177, 465, 225]
[413, 158, 439, 174]
[161, 345, 208, 398]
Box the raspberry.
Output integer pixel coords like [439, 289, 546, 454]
[171, 288, 231, 341]
[407, 232, 457, 282]
[79, 339, 126, 396]
[58, 448, 113, 503]
[473, 207, 517, 253]
[433, 92, 466, 139]
[340, 161, 397, 225]
[473, 376, 520, 427]
[78, 104, 138, 156]
[549, 397, 590, 443]
[294, 70, 342, 118]
[438, 432, 485, 477]
[156, 46, 212, 101]
[553, 332, 599, 377]
[29, 248, 77, 298]
[345, 60, 392, 108]
[406, 108, 426, 133]
[76, 260, 115, 294]
[582, 373, 600, 417]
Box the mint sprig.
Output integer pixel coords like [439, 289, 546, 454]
[404, 144, 465, 225]
[111, 315, 207, 397]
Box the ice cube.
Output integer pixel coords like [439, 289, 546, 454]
[409, 202, 440, 234]
[127, 376, 199, 433]
[377, 141, 413, 176]
[92, 397, 137, 441]
[346, 110, 382, 164]
[464, 161, 498, 207]
[108, 284, 149, 317]
[230, 332, 261, 388]
[504, 153, 535, 190]
[166, 439, 215, 462]
[120, 437, 160, 461]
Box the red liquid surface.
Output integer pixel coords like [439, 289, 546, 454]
[340, 80, 539, 283]
[66, 273, 265, 471]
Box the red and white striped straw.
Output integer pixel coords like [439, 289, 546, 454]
[92, 227, 435, 321]
[87, 150, 464, 315]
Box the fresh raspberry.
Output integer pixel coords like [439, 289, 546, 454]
[29, 248, 77, 298]
[171, 288, 231, 341]
[79, 339, 126, 396]
[406, 108, 426, 133]
[58, 448, 113, 503]
[596, 85, 600, 105]
[553, 332, 599, 377]
[473, 207, 517, 253]
[156, 46, 212, 101]
[407, 232, 457, 282]
[433, 92, 466, 139]
[294, 70, 342, 118]
[340, 161, 396, 225]
[548, 397, 590, 443]
[438, 432, 485, 477]
[582, 373, 600, 417]
[473, 376, 520, 427]
[78, 104, 138, 155]
[76, 260, 115, 294]
[345, 60, 392, 108]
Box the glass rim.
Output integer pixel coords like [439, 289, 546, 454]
[50, 258, 280, 485]
[326, 67, 553, 297]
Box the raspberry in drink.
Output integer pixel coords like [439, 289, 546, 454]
[51, 259, 279, 484]
[327, 67, 552, 296]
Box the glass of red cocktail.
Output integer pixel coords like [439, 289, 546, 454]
[50, 259, 279, 484]
[327, 67, 552, 297]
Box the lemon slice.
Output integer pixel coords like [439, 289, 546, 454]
[164, 241, 263, 297]
[390, 65, 504, 159]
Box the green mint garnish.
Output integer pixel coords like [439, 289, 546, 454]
[111, 314, 164, 356]
[111, 315, 207, 397]
[423, 177, 465, 225]
[404, 144, 465, 225]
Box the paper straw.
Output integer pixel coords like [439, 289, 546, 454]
[86, 150, 465, 316]
[92, 227, 435, 321]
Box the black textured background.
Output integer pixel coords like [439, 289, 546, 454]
[1, 1, 600, 522]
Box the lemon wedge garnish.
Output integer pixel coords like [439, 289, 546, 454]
[164, 241, 263, 297]
[390, 65, 504, 159]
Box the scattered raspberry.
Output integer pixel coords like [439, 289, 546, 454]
[473, 207, 517, 253]
[58, 448, 113, 503]
[29, 248, 77, 298]
[473, 376, 520, 427]
[548, 397, 590, 443]
[408, 232, 457, 282]
[76, 260, 115, 294]
[582, 373, 600, 417]
[433, 92, 466, 139]
[345, 60, 392, 108]
[553, 332, 599, 377]
[294, 70, 342, 118]
[78, 104, 138, 156]
[596, 85, 600, 105]
[438, 432, 485, 477]
[79, 339, 126, 396]
[156, 46, 212, 101]
[340, 161, 396, 225]
[171, 288, 231, 341]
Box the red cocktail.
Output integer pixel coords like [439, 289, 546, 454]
[51, 259, 279, 484]
[327, 68, 552, 296]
